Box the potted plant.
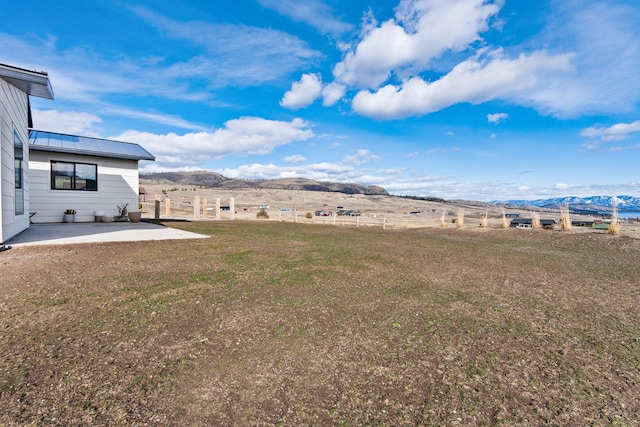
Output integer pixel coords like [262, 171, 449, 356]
[128, 205, 142, 223]
[63, 209, 76, 223]
[113, 203, 129, 222]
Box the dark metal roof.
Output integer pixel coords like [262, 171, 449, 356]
[0, 63, 54, 99]
[29, 130, 155, 161]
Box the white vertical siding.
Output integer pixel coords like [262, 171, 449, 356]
[0, 79, 29, 242]
[29, 151, 140, 223]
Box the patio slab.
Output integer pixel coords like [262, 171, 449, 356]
[6, 221, 209, 247]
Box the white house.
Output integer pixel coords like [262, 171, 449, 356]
[1, 63, 53, 245]
[1, 63, 154, 246]
[29, 130, 154, 223]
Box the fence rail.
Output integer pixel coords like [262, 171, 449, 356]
[146, 195, 497, 230]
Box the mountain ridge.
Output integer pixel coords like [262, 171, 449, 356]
[141, 171, 389, 196]
[490, 195, 640, 211]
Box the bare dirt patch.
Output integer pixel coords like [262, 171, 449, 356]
[1, 222, 639, 425]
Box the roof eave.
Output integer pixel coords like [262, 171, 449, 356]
[30, 145, 155, 161]
[0, 63, 54, 99]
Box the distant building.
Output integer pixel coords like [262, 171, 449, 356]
[510, 218, 556, 229]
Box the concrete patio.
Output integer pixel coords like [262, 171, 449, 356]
[6, 221, 209, 247]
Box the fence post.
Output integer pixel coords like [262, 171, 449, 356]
[216, 198, 221, 220]
[383, 217, 386, 230]
[165, 197, 171, 218]
[202, 199, 208, 218]
[230, 197, 235, 220]
[154, 194, 161, 220]
[356, 216, 360, 227]
[194, 196, 200, 219]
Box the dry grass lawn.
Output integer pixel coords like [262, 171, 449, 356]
[1, 221, 639, 425]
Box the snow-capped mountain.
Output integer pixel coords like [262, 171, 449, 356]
[490, 195, 640, 211]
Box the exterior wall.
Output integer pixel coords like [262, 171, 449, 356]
[0, 79, 29, 242]
[29, 150, 140, 223]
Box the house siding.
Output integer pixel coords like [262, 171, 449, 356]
[29, 150, 140, 223]
[0, 79, 29, 242]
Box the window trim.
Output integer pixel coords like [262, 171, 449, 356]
[50, 160, 98, 191]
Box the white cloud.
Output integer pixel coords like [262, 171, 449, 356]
[280, 73, 323, 109]
[487, 112, 508, 124]
[255, 0, 353, 36]
[113, 117, 314, 168]
[216, 162, 358, 182]
[319, 0, 640, 119]
[581, 120, 640, 143]
[31, 109, 102, 136]
[322, 82, 346, 106]
[351, 50, 573, 119]
[332, 0, 503, 89]
[342, 149, 380, 166]
[284, 154, 307, 164]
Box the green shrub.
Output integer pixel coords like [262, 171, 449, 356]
[256, 208, 270, 219]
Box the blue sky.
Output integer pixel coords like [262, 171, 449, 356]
[2, 0, 640, 201]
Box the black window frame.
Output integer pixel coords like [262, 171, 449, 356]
[14, 130, 24, 215]
[51, 160, 98, 191]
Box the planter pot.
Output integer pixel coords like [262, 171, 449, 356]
[128, 211, 142, 223]
[63, 214, 75, 223]
[94, 210, 105, 222]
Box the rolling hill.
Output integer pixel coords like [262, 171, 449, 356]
[141, 171, 389, 196]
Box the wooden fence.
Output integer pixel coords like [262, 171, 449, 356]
[147, 195, 498, 230]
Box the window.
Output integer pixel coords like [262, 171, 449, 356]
[51, 161, 98, 191]
[14, 130, 24, 215]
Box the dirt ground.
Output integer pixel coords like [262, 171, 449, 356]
[1, 221, 639, 425]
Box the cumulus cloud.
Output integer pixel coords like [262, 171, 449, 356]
[332, 0, 503, 89]
[314, 0, 640, 120]
[322, 82, 346, 106]
[581, 120, 640, 143]
[31, 109, 102, 136]
[342, 149, 380, 166]
[113, 117, 314, 168]
[487, 113, 508, 124]
[280, 73, 323, 109]
[284, 154, 307, 164]
[352, 50, 573, 119]
[216, 162, 359, 182]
